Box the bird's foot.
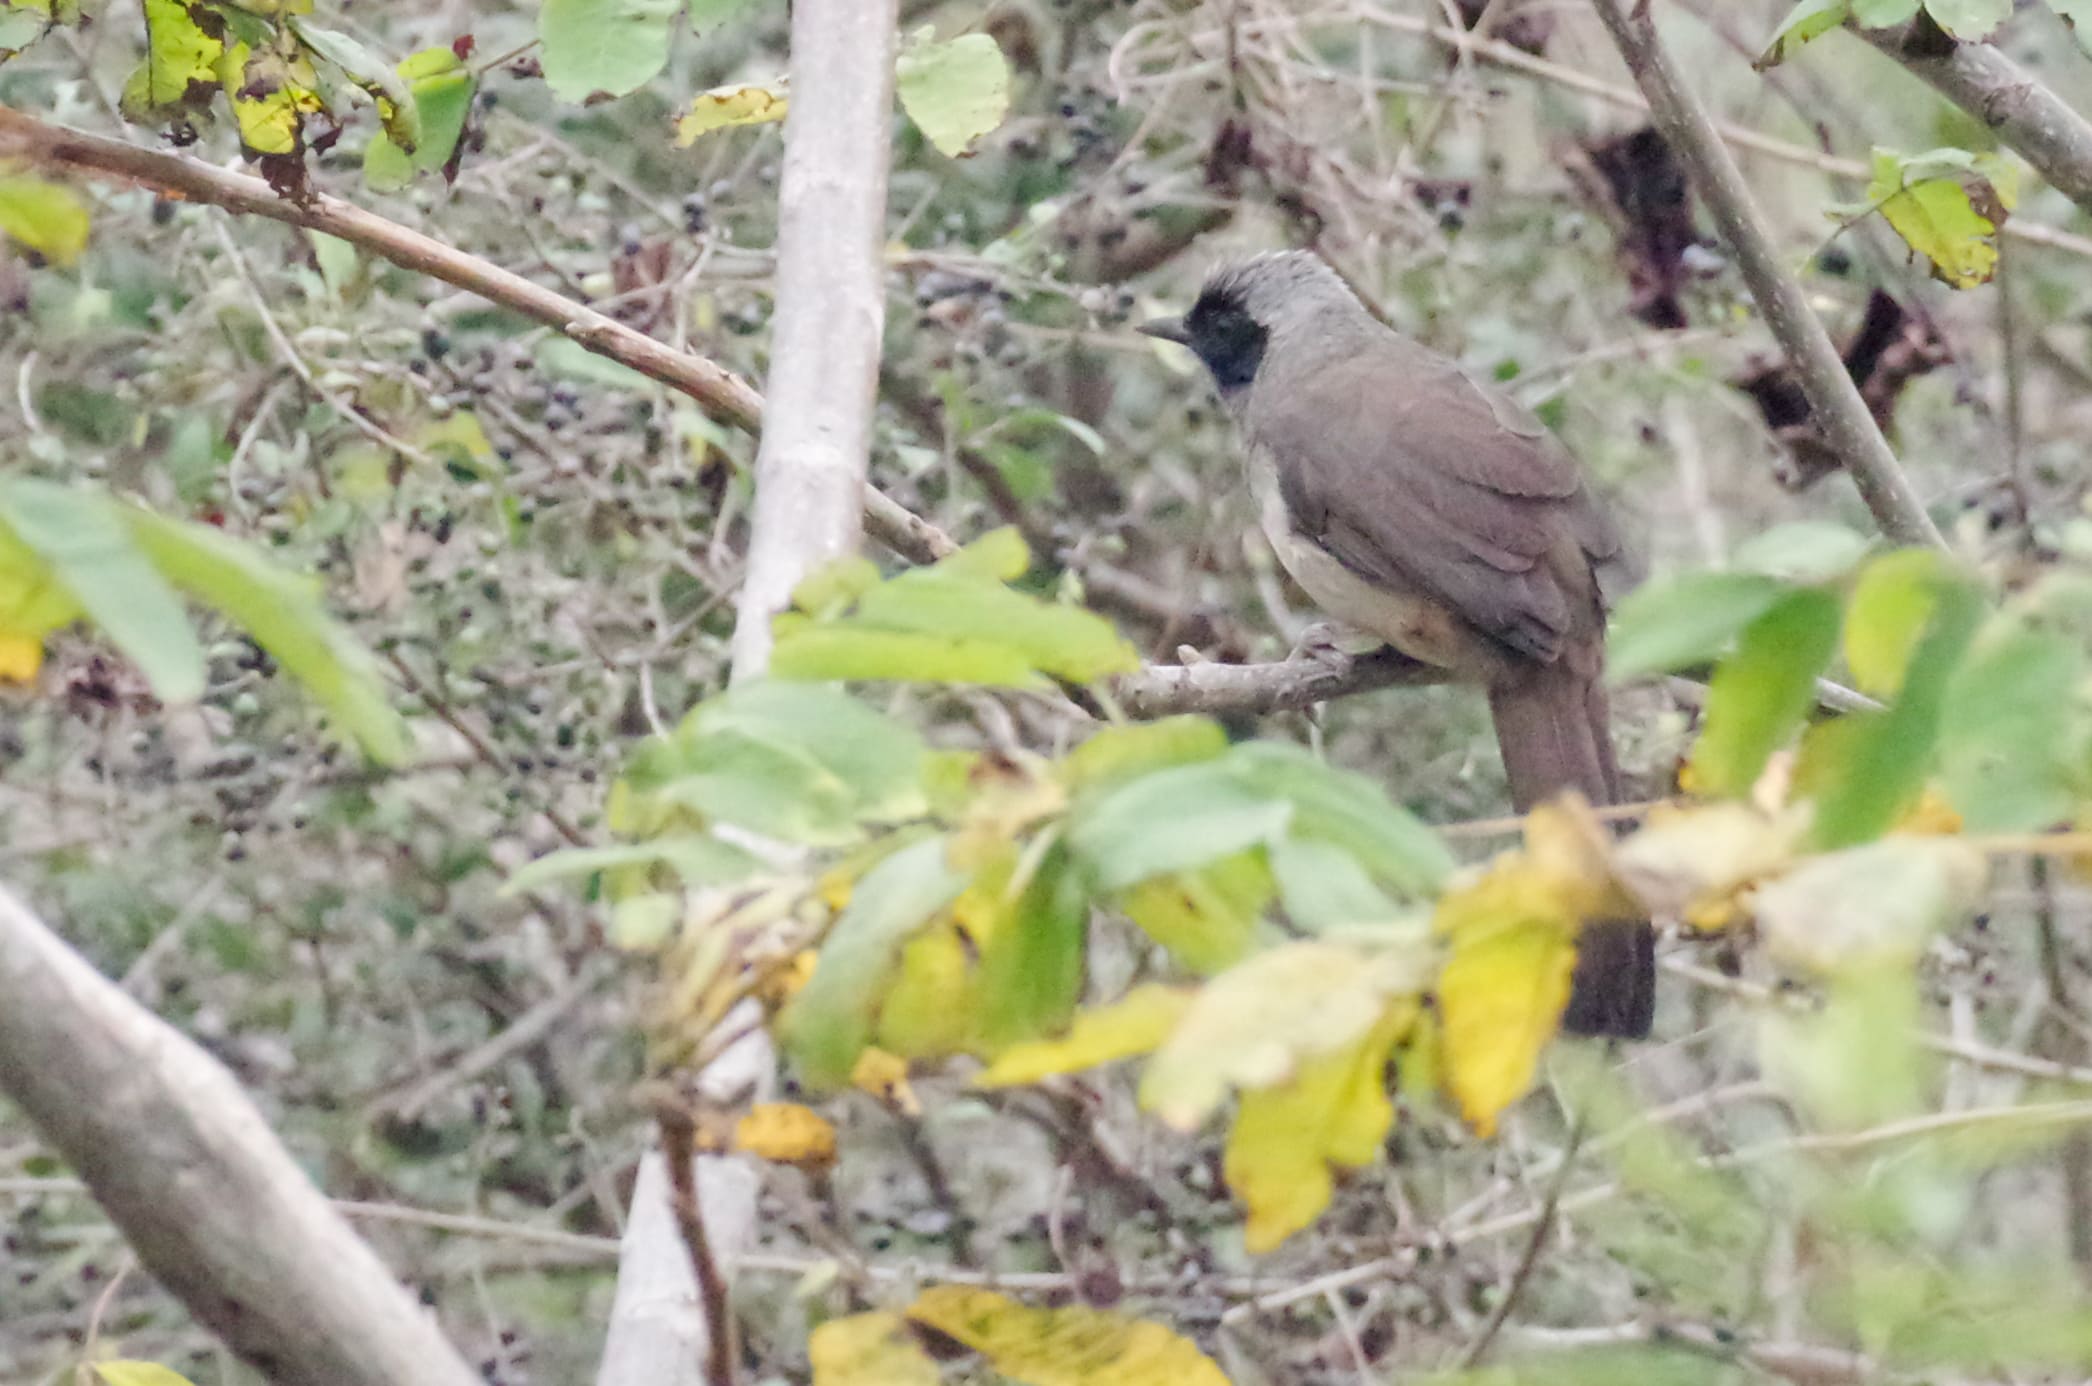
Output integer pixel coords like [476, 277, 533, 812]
[1287, 622, 1354, 670]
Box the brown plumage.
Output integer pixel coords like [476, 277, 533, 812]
[1142, 251, 1654, 1040]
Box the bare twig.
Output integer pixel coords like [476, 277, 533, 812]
[657, 1105, 737, 1386]
[1590, 0, 1944, 551]
[1111, 645, 1450, 717]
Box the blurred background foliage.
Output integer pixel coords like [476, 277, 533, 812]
[6, 0, 2092, 1382]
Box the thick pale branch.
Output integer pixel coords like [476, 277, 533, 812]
[1590, 0, 1945, 551]
[1862, 20, 2092, 218]
[0, 885, 481, 1386]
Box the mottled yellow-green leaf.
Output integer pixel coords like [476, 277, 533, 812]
[1141, 941, 1424, 1130]
[1865, 148, 2013, 288]
[810, 1311, 939, 1386]
[975, 984, 1192, 1087]
[895, 29, 1011, 158]
[1225, 1005, 1407, 1252]
[218, 44, 324, 156]
[675, 80, 787, 145]
[140, 0, 222, 109]
[1755, 836, 1987, 975]
[904, 1286, 1230, 1386]
[1119, 848, 1270, 974]
[0, 174, 88, 266]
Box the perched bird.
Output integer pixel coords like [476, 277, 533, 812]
[1141, 250, 1654, 1039]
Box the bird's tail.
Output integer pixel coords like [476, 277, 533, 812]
[1487, 659, 1655, 1040]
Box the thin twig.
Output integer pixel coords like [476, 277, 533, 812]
[657, 1105, 739, 1386]
[1456, 1100, 1590, 1369]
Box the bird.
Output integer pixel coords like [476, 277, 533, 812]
[1140, 250, 1654, 1040]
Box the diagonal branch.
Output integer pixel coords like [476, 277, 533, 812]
[0, 884, 482, 1386]
[0, 105, 947, 563]
[1860, 17, 2092, 219]
[1590, 0, 1945, 551]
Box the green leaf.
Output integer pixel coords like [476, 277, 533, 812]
[1845, 549, 1947, 698]
[1938, 621, 2085, 830]
[534, 336, 650, 389]
[852, 571, 1138, 683]
[1607, 571, 1789, 681]
[783, 836, 966, 1090]
[675, 80, 788, 145]
[0, 480, 203, 701]
[539, 0, 682, 101]
[1059, 716, 1229, 793]
[894, 29, 1011, 158]
[363, 47, 474, 190]
[1119, 849, 1272, 974]
[1852, 0, 1921, 23]
[974, 842, 1088, 1050]
[287, 19, 410, 120]
[1755, 0, 1851, 68]
[502, 837, 762, 896]
[1688, 587, 1842, 799]
[699, 681, 927, 822]
[1802, 574, 1984, 848]
[122, 506, 414, 763]
[1923, 0, 2012, 38]
[0, 175, 89, 267]
[1224, 743, 1454, 896]
[1731, 520, 1872, 584]
[769, 619, 1047, 687]
[1069, 761, 1292, 890]
[1756, 837, 1986, 975]
[1268, 836, 1403, 934]
[688, 0, 762, 31]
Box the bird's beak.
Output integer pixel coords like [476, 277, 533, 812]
[1137, 316, 1190, 345]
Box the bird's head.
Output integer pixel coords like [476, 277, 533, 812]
[1138, 250, 1360, 394]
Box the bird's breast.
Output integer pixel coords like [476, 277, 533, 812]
[1245, 445, 1492, 677]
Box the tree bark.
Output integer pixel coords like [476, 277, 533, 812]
[0, 886, 482, 1386]
[595, 3, 899, 1384]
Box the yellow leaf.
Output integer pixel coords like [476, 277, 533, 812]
[0, 174, 90, 267]
[1521, 795, 1633, 918]
[734, 1102, 837, 1169]
[851, 1047, 920, 1116]
[0, 631, 41, 682]
[810, 1311, 939, 1386]
[754, 949, 818, 1009]
[675, 82, 788, 146]
[1225, 1004, 1408, 1253]
[94, 1365, 200, 1386]
[904, 1286, 1231, 1386]
[1612, 801, 1803, 927]
[1140, 941, 1425, 1131]
[1434, 858, 1578, 1136]
[1893, 786, 1963, 836]
[975, 984, 1192, 1087]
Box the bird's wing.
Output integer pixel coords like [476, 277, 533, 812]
[1255, 344, 1627, 666]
